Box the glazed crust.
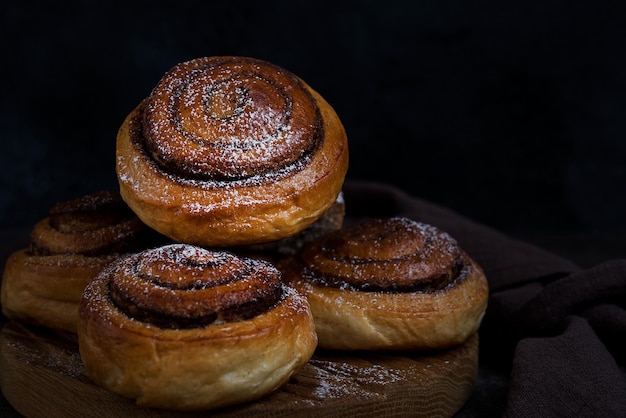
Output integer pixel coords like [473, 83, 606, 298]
[116, 56, 349, 247]
[77, 244, 317, 411]
[281, 217, 489, 350]
[0, 191, 157, 333]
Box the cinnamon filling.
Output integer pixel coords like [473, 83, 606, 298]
[47, 190, 133, 232]
[301, 258, 469, 293]
[135, 56, 324, 183]
[107, 244, 284, 329]
[296, 217, 472, 293]
[28, 190, 151, 257]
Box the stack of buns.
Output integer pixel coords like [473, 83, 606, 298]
[1, 56, 488, 412]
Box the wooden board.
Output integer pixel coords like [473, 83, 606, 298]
[0, 321, 478, 417]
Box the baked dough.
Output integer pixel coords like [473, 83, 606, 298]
[238, 191, 346, 261]
[1, 190, 159, 333]
[78, 243, 317, 411]
[281, 217, 489, 350]
[116, 56, 349, 247]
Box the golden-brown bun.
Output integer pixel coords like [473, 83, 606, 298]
[281, 217, 489, 351]
[116, 56, 349, 247]
[237, 191, 346, 261]
[78, 244, 317, 411]
[1, 191, 162, 333]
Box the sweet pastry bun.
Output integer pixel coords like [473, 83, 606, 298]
[116, 56, 349, 247]
[281, 217, 489, 351]
[77, 244, 317, 411]
[1, 190, 161, 333]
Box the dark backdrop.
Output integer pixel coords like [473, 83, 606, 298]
[2, 0, 626, 238]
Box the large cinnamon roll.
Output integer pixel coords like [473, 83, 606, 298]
[116, 56, 349, 247]
[0, 190, 161, 333]
[281, 217, 489, 350]
[77, 243, 317, 411]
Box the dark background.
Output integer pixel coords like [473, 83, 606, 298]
[2, 0, 625, 261]
[0, 2, 625, 416]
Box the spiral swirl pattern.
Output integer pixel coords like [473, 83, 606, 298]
[117, 56, 349, 247]
[140, 56, 322, 182]
[282, 217, 488, 350]
[104, 244, 283, 328]
[298, 217, 468, 292]
[30, 190, 151, 256]
[78, 244, 317, 411]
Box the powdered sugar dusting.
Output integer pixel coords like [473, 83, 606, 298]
[141, 56, 322, 181]
[88, 244, 286, 329]
[292, 357, 417, 406]
[6, 337, 84, 379]
[298, 217, 466, 292]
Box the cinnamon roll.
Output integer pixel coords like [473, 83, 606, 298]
[77, 243, 317, 411]
[281, 217, 489, 350]
[116, 56, 349, 247]
[1, 190, 161, 333]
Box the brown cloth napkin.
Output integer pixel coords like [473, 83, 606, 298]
[343, 180, 626, 417]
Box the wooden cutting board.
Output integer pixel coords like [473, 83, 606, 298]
[0, 321, 478, 417]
